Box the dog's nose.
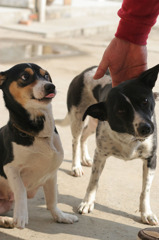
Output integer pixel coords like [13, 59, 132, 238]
[138, 122, 152, 137]
[44, 83, 55, 93]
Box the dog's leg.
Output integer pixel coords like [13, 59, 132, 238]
[70, 115, 84, 177]
[80, 117, 97, 167]
[4, 165, 28, 229]
[43, 174, 78, 223]
[140, 159, 158, 225]
[78, 148, 106, 214]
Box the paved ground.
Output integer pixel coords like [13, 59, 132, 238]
[0, 8, 159, 240]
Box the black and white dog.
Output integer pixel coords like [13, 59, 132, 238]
[56, 65, 159, 225]
[0, 63, 78, 229]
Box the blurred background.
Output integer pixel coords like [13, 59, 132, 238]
[0, 0, 122, 64]
[0, 1, 159, 240]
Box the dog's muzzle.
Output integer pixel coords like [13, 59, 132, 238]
[137, 122, 154, 138]
[44, 83, 56, 99]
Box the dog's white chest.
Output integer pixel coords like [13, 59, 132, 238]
[97, 122, 152, 160]
[12, 136, 63, 190]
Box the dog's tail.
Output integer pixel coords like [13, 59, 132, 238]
[55, 113, 70, 127]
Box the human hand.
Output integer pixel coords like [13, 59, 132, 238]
[94, 37, 147, 87]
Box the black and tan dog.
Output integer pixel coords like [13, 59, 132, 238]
[56, 65, 159, 225]
[0, 63, 78, 229]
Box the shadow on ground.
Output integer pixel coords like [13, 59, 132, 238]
[17, 193, 142, 240]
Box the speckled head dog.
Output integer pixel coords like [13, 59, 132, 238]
[0, 63, 78, 229]
[56, 65, 159, 225]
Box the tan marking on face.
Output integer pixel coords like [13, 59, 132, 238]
[9, 81, 36, 107]
[24, 68, 34, 75]
[40, 68, 46, 76]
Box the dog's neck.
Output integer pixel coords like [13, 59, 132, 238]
[10, 104, 54, 138]
[37, 106, 54, 138]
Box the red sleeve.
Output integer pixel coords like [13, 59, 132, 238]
[115, 0, 159, 45]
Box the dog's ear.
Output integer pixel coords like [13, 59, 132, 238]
[83, 102, 107, 121]
[140, 64, 159, 89]
[0, 72, 6, 88]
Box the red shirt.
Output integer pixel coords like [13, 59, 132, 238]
[115, 0, 159, 45]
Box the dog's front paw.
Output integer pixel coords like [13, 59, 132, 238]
[13, 205, 28, 229]
[78, 201, 94, 214]
[141, 212, 159, 225]
[71, 165, 84, 177]
[51, 208, 78, 223]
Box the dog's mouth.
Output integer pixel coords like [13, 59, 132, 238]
[135, 138, 145, 142]
[31, 83, 57, 103]
[43, 92, 56, 99]
[133, 136, 148, 142]
[32, 92, 56, 102]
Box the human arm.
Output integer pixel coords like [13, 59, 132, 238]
[94, 0, 159, 87]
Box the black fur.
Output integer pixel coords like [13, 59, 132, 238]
[92, 83, 112, 102]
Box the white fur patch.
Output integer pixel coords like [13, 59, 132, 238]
[84, 68, 111, 89]
[11, 136, 63, 190]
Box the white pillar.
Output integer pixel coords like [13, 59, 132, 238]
[38, 0, 46, 23]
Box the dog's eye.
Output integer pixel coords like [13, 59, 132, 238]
[142, 98, 148, 105]
[44, 73, 50, 81]
[21, 73, 29, 81]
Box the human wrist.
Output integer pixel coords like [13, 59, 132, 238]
[115, 19, 151, 45]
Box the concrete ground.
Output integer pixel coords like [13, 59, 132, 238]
[0, 9, 159, 240]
